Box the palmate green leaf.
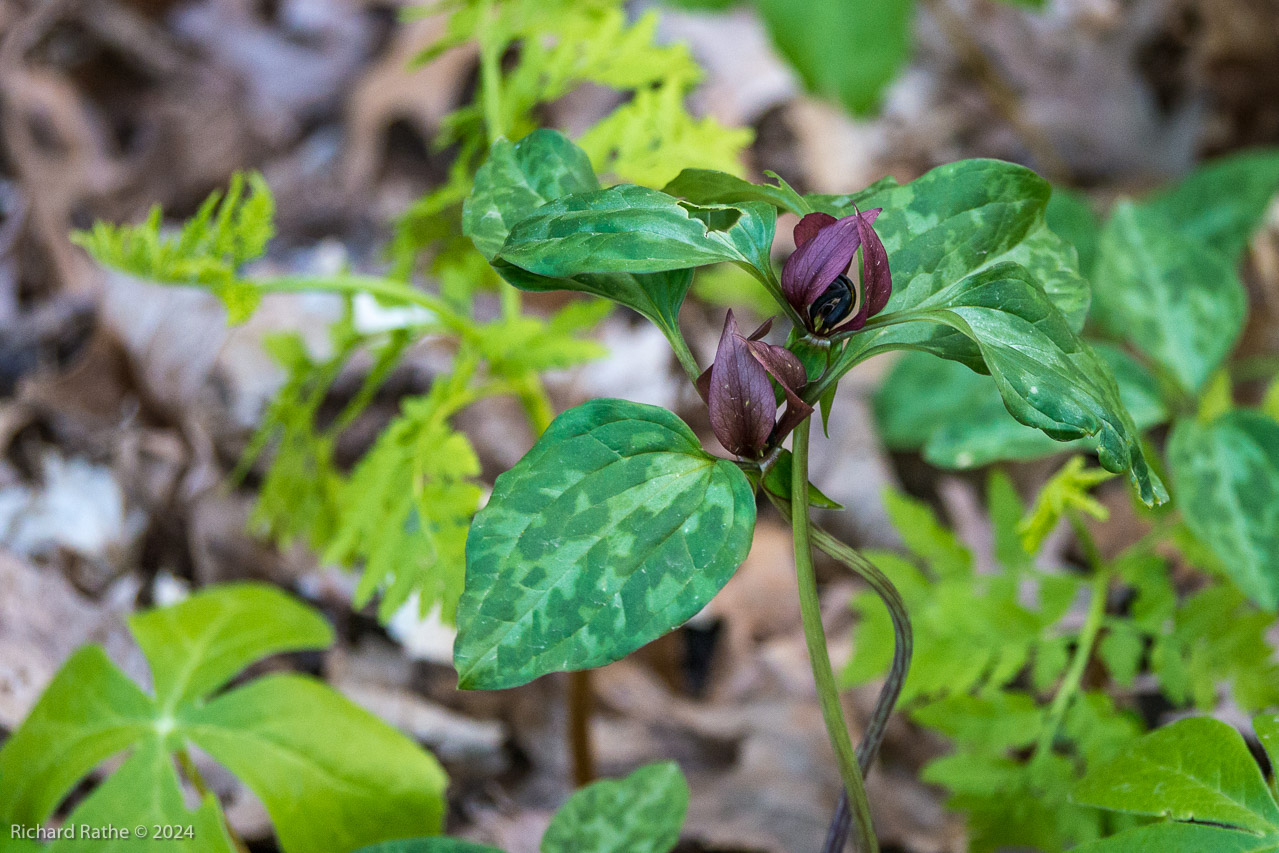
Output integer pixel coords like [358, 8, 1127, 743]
[0, 584, 448, 853]
[863, 263, 1164, 504]
[496, 184, 776, 280]
[127, 582, 333, 712]
[181, 674, 447, 853]
[1073, 716, 1279, 832]
[874, 343, 1166, 470]
[0, 647, 154, 829]
[540, 762, 689, 853]
[753, 0, 912, 116]
[818, 158, 1091, 328]
[1092, 201, 1247, 396]
[455, 399, 756, 690]
[48, 738, 233, 853]
[1168, 411, 1279, 610]
[1144, 148, 1279, 261]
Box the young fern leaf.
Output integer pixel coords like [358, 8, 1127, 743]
[71, 172, 275, 323]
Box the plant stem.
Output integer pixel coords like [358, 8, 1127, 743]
[177, 748, 249, 853]
[477, 0, 505, 142]
[790, 419, 879, 852]
[769, 495, 911, 852]
[568, 670, 596, 786]
[1032, 513, 1109, 765]
[664, 323, 705, 393]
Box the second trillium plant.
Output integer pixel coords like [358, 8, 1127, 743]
[454, 129, 1165, 851]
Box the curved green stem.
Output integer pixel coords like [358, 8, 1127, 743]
[1032, 513, 1109, 765]
[662, 322, 704, 392]
[791, 419, 879, 852]
[770, 493, 911, 852]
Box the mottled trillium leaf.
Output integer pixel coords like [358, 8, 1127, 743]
[1092, 201, 1247, 397]
[1072, 822, 1279, 853]
[1073, 716, 1279, 833]
[464, 131, 691, 338]
[1045, 187, 1102, 275]
[810, 159, 1090, 329]
[356, 842, 505, 853]
[1144, 148, 1279, 262]
[855, 262, 1164, 505]
[455, 399, 756, 690]
[663, 168, 809, 215]
[875, 344, 1167, 470]
[464, 129, 601, 262]
[181, 674, 448, 852]
[540, 762, 690, 853]
[496, 185, 776, 281]
[1168, 411, 1279, 610]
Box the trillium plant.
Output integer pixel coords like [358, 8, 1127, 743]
[455, 130, 1165, 852]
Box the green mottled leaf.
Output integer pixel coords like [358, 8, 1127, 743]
[356, 840, 504, 853]
[128, 582, 333, 711]
[541, 762, 689, 853]
[1092, 201, 1247, 396]
[455, 399, 756, 689]
[464, 130, 601, 261]
[48, 738, 233, 853]
[497, 185, 775, 278]
[852, 158, 1091, 328]
[662, 168, 807, 215]
[1046, 186, 1101, 274]
[181, 674, 447, 852]
[866, 264, 1164, 504]
[754, 0, 912, 115]
[1073, 716, 1279, 832]
[0, 646, 154, 828]
[1075, 822, 1279, 853]
[875, 343, 1166, 470]
[1168, 411, 1279, 610]
[1145, 148, 1279, 261]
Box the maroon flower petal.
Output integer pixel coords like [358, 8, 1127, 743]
[708, 311, 776, 457]
[781, 213, 863, 315]
[745, 340, 808, 394]
[857, 209, 892, 317]
[843, 208, 892, 332]
[793, 212, 837, 249]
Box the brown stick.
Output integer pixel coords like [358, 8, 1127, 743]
[568, 669, 596, 786]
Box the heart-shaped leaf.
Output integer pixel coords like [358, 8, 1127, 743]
[854, 263, 1164, 504]
[540, 762, 689, 853]
[497, 185, 776, 279]
[814, 159, 1090, 328]
[1092, 202, 1246, 396]
[1168, 411, 1279, 610]
[455, 399, 756, 689]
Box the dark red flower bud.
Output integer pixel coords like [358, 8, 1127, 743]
[707, 311, 812, 458]
[781, 208, 892, 336]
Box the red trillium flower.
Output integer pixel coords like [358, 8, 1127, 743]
[703, 311, 813, 458]
[781, 209, 892, 336]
